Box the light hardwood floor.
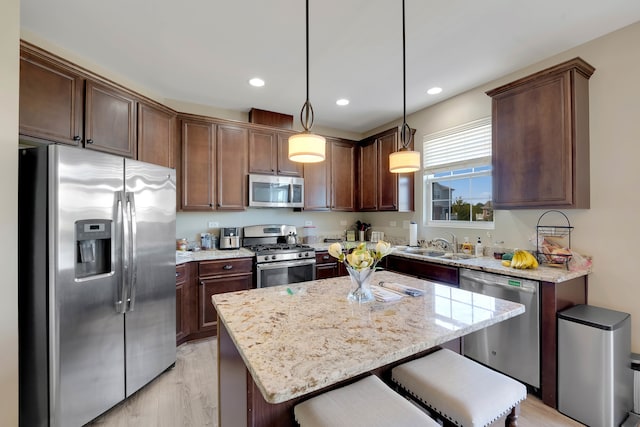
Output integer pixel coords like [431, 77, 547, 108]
[90, 339, 582, 426]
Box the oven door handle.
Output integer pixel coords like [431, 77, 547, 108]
[257, 259, 316, 270]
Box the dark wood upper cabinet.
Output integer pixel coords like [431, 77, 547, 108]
[331, 139, 356, 211]
[487, 57, 594, 209]
[377, 130, 400, 211]
[19, 49, 84, 146]
[248, 129, 302, 177]
[137, 102, 176, 168]
[303, 140, 332, 211]
[357, 127, 414, 212]
[358, 139, 378, 211]
[181, 119, 215, 211]
[248, 129, 277, 175]
[216, 124, 248, 210]
[85, 80, 137, 158]
[276, 132, 304, 177]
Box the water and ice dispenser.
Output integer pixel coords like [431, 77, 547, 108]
[75, 220, 111, 279]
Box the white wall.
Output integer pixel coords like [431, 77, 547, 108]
[1, 0, 20, 424]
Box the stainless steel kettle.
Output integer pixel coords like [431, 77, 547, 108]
[286, 232, 297, 245]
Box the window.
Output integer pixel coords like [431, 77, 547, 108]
[423, 118, 493, 228]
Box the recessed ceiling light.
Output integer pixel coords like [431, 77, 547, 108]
[427, 87, 442, 95]
[336, 98, 349, 106]
[249, 78, 265, 87]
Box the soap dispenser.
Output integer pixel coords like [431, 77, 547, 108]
[475, 237, 483, 257]
[462, 237, 473, 254]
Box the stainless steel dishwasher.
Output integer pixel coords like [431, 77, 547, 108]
[460, 268, 540, 389]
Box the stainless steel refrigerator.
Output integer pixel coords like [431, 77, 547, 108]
[19, 144, 177, 426]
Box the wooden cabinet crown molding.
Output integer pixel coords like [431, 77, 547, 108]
[20, 40, 176, 117]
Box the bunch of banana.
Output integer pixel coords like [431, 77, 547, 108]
[507, 249, 539, 269]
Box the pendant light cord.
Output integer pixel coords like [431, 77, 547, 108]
[300, 0, 314, 132]
[401, 0, 413, 149]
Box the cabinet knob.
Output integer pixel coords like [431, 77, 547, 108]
[86, 139, 94, 144]
[223, 264, 233, 270]
[322, 255, 330, 260]
[73, 136, 81, 141]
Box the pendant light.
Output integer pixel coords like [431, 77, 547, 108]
[389, 0, 420, 173]
[289, 0, 326, 163]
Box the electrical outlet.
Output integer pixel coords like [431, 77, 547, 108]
[208, 221, 219, 228]
[339, 220, 348, 226]
[304, 220, 313, 226]
[389, 221, 397, 227]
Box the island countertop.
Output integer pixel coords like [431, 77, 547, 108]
[212, 270, 525, 405]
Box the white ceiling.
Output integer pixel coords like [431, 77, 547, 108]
[20, 0, 640, 134]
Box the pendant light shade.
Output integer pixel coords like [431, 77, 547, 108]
[289, 0, 326, 163]
[390, 0, 420, 173]
[288, 131, 326, 163]
[389, 147, 421, 173]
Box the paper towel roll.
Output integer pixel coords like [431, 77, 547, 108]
[409, 222, 418, 247]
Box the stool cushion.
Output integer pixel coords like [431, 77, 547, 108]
[391, 349, 527, 427]
[294, 375, 440, 427]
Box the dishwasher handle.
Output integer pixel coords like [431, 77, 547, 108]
[464, 276, 536, 294]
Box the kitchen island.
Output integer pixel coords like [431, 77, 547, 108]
[212, 270, 525, 427]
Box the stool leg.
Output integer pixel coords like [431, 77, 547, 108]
[504, 404, 520, 427]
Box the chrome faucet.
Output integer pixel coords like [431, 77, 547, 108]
[432, 233, 458, 253]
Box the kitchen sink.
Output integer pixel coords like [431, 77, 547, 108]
[440, 253, 475, 260]
[401, 247, 474, 260]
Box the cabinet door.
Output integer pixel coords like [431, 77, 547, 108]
[303, 141, 331, 211]
[175, 264, 190, 345]
[19, 50, 84, 146]
[198, 274, 252, 332]
[489, 58, 593, 209]
[377, 131, 400, 211]
[248, 129, 277, 175]
[217, 124, 248, 210]
[137, 102, 176, 168]
[181, 120, 215, 210]
[276, 132, 304, 177]
[385, 255, 458, 286]
[85, 80, 137, 158]
[358, 139, 378, 211]
[331, 140, 356, 211]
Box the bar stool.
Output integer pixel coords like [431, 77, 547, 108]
[294, 375, 440, 427]
[391, 349, 527, 427]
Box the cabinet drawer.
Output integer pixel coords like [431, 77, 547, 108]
[199, 258, 253, 277]
[176, 264, 187, 283]
[315, 251, 335, 264]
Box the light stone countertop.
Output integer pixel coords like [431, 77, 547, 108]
[176, 243, 590, 283]
[312, 243, 590, 283]
[389, 249, 590, 283]
[175, 248, 254, 265]
[212, 270, 525, 404]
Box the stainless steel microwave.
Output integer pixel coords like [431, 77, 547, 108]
[248, 174, 304, 208]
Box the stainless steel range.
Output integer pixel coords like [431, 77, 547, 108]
[244, 225, 316, 288]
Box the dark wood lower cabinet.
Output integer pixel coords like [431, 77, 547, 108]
[177, 258, 253, 344]
[384, 255, 459, 286]
[175, 263, 191, 346]
[540, 276, 587, 408]
[315, 250, 348, 279]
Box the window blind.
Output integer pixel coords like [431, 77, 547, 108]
[423, 117, 491, 174]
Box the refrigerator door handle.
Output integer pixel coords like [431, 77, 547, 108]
[115, 191, 127, 314]
[125, 191, 138, 311]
